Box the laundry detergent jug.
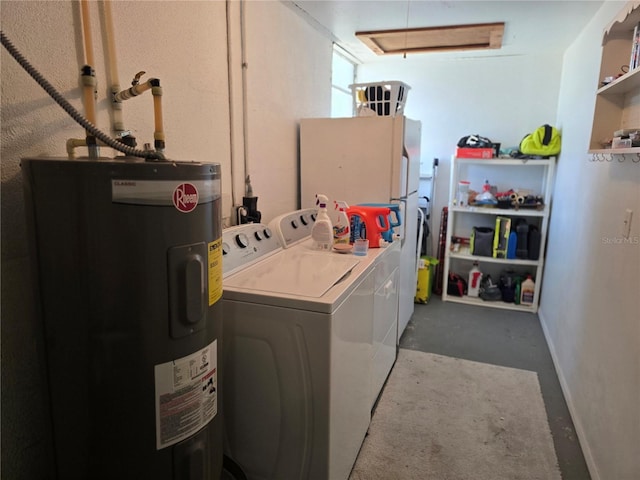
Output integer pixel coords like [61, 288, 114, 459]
[357, 203, 402, 242]
[347, 205, 390, 248]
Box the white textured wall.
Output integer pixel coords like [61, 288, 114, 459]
[359, 54, 564, 254]
[1, 1, 229, 476]
[242, 0, 331, 220]
[542, 2, 640, 479]
[0, 1, 332, 477]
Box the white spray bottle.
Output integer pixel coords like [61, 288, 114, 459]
[333, 201, 351, 245]
[311, 194, 333, 251]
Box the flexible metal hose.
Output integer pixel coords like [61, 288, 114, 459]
[0, 30, 165, 161]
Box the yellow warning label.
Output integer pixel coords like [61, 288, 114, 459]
[208, 238, 223, 306]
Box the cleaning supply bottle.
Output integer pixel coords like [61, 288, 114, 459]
[468, 262, 483, 297]
[520, 275, 535, 305]
[507, 231, 517, 259]
[333, 201, 351, 245]
[311, 194, 333, 251]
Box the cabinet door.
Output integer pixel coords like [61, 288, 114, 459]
[372, 266, 399, 408]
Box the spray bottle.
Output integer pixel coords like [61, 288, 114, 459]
[311, 194, 333, 251]
[333, 201, 351, 245]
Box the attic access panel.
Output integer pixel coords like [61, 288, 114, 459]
[356, 22, 505, 55]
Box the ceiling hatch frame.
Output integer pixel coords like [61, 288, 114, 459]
[356, 22, 505, 56]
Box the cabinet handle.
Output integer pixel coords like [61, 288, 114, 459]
[384, 279, 394, 297]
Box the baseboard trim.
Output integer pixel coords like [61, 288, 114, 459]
[538, 306, 600, 480]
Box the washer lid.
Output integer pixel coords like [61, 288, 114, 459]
[223, 249, 360, 298]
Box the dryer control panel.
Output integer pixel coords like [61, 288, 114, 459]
[268, 208, 317, 248]
[222, 223, 281, 278]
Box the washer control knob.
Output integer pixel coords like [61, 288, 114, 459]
[300, 214, 309, 225]
[222, 242, 230, 255]
[254, 230, 263, 241]
[290, 219, 299, 229]
[235, 233, 249, 248]
[263, 228, 272, 238]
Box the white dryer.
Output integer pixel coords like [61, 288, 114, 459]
[221, 210, 399, 480]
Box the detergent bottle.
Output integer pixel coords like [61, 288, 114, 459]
[358, 203, 402, 243]
[333, 201, 351, 245]
[346, 205, 390, 248]
[520, 275, 535, 305]
[467, 262, 483, 297]
[311, 194, 333, 251]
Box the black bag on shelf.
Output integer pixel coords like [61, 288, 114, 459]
[479, 275, 502, 301]
[515, 220, 529, 259]
[528, 226, 541, 260]
[447, 272, 468, 297]
[499, 270, 521, 303]
[470, 227, 494, 257]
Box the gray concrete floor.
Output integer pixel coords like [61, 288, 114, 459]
[401, 296, 591, 480]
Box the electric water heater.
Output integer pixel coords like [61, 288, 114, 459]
[22, 157, 224, 479]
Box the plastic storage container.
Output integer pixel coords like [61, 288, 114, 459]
[415, 256, 439, 304]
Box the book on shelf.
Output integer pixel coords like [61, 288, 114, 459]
[631, 22, 640, 70]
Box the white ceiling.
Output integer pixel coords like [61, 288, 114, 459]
[286, 0, 607, 63]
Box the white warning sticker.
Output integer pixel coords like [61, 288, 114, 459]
[154, 340, 217, 450]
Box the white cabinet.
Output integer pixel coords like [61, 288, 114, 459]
[442, 157, 555, 313]
[371, 264, 399, 409]
[589, 1, 640, 154]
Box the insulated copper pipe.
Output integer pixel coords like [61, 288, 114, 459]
[114, 77, 165, 153]
[152, 80, 165, 152]
[103, 0, 124, 134]
[80, 0, 98, 156]
[80, 0, 95, 68]
[81, 65, 97, 125]
[113, 79, 153, 102]
[81, 65, 98, 157]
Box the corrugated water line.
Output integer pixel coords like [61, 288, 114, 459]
[0, 30, 164, 160]
[69, 0, 123, 158]
[69, 1, 160, 158]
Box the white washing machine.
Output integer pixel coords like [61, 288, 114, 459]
[270, 209, 400, 411]
[221, 210, 400, 480]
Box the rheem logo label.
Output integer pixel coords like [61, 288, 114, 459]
[173, 183, 198, 213]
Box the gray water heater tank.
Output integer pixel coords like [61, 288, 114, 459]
[21, 157, 224, 479]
